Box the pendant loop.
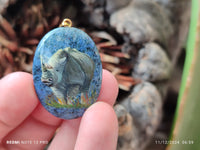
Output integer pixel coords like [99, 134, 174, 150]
[59, 18, 72, 27]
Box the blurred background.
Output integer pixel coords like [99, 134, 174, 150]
[0, 0, 199, 150]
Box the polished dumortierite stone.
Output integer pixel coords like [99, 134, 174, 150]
[32, 27, 102, 119]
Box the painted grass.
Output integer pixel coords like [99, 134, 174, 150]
[45, 90, 97, 108]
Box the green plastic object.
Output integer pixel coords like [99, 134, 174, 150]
[168, 0, 200, 150]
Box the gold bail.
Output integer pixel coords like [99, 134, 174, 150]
[59, 18, 72, 27]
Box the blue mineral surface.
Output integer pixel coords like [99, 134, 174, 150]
[32, 27, 102, 119]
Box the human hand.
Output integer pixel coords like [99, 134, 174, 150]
[0, 69, 119, 150]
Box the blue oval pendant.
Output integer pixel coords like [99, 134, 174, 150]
[33, 27, 102, 119]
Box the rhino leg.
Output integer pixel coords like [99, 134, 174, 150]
[51, 87, 67, 105]
[80, 93, 89, 105]
[66, 95, 75, 105]
[67, 85, 80, 97]
[57, 97, 67, 105]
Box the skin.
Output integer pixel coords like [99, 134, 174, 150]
[0, 69, 119, 150]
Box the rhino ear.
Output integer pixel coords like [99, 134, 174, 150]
[64, 47, 70, 52]
[40, 56, 53, 70]
[59, 57, 66, 64]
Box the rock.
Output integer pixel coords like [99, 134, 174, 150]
[105, 0, 132, 14]
[121, 42, 138, 56]
[133, 43, 172, 82]
[81, 0, 105, 8]
[128, 82, 162, 135]
[115, 82, 162, 150]
[110, 0, 173, 45]
[115, 104, 134, 137]
[114, 104, 140, 150]
[32, 27, 102, 120]
[81, 0, 132, 28]
[81, 0, 106, 28]
[152, 0, 172, 6]
[88, 7, 106, 27]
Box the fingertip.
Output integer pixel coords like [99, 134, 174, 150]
[83, 101, 118, 125]
[84, 101, 118, 134]
[98, 69, 119, 106]
[75, 102, 118, 150]
[48, 118, 81, 150]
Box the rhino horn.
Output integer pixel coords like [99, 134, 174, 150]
[45, 63, 53, 69]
